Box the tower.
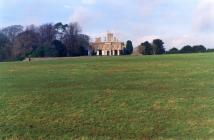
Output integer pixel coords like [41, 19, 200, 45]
[107, 33, 113, 42]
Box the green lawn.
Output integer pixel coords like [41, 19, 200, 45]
[1, 54, 214, 140]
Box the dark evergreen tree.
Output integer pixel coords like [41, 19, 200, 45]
[141, 41, 153, 55]
[180, 45, 193, 53]
[124, 40, 133, 55]
[192, 45, 206, 53]
[152, 39, 165, 54]
[51, 40, 67, 57]
[168, 47, 179, 54]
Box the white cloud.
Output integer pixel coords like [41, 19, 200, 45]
[194, 0, 214, 32]
[165, 35, 196, 49]
[68, 5, 103, 35]
[69, 6, 92, 25]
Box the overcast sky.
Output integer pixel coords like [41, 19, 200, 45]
[1, 0, 214, 49]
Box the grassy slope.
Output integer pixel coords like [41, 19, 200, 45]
[1, 54, 214, 139]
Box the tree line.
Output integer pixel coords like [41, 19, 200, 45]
[0, 23, 90, 61]
[167, 45, 211, 54]
[136, 39, 214, 55]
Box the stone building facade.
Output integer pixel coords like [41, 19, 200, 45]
[91, 33, 125, 56]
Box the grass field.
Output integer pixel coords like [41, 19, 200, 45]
[1, 54, 214, 140]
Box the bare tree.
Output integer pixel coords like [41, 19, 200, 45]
[63, 22, 82, 56]
[0, 22, 90, 61]
[62, 22, 90, 56]
[1, 25, 23, 42]
[13, 28, 40, 60]
[39, 23, 56, 43]
[0, 32, 12, 61]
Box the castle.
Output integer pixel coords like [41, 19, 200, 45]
[90, 33, 125, 56]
